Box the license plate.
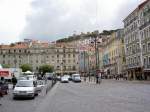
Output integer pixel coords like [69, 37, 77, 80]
[19, 91, 26, 94]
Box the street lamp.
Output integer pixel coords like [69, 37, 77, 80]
[90, 31, 101, 79]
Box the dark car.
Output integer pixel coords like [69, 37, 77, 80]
[0, 82, 8, 96]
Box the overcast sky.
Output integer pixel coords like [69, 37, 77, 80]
[0, 0, 145, 44]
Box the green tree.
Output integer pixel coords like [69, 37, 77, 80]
[39, 64, 54, 76]
[20, 64, 32, 72]
[2, 64, 10, 68]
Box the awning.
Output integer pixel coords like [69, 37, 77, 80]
[0, 70, 9, 77]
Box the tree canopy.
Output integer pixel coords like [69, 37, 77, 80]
[39, 64, 54, 75]
[2, 64, 10, 68]
[20, 64, 32, 72]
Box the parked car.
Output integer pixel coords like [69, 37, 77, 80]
[45, 73, 54, 80]
[36, 80, 45, 92]
[72, 74, 81, 82]
[56, 76, 61, 81]
[26, 75, 37, 81]
[13, 80, 38, 99]
[61, 75, 69, 83]
[0, 81, 8, 95]
[18, 76, 27, 80]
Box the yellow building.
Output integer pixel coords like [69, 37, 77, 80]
[101, 29, 125, 78]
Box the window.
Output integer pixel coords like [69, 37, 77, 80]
[3, 60, 5, 64]
[57, 60, 59, 63]
[36, 60, 38, 63]
[134, 57, 136, 64]
[19, 50, 21, 53]
[63, 49, 65, 53]
[126, 47, 128, 55]
[36, 67, 38, 70]
[3, 55, 5, 58]
[63, 54, 66, 58]
[143, 44, 146, 53]
[144, 58, 146, 65]
[73, 54, 75, 58]
[63, 66, 66, 70]
[149, 57, 150, 65]
[68, 54, 71, 58]
[57, 66, 60, 69]
[57, 55, 59, 58]
[57, 49, 59, 52]
[144, 29, 146, 39]
[72, 66, 76, 70]
[148, 43, 150, 51]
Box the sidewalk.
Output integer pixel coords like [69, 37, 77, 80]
[82, 77, 150, 84]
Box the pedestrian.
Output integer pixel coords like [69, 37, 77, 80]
[0, 77, 5, 106]
[12, 75, 17, 89]
[96, 74, 99, 84]
[98, 73, 102, 84]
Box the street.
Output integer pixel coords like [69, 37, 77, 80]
[1, 80, 150, 112]
[0, 80, 52, 112]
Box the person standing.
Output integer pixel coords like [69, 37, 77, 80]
[12, 75, 17, 89]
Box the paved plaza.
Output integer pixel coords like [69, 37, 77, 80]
[1, 80, 150, 112]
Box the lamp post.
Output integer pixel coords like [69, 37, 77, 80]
[90, 31, 101, 80]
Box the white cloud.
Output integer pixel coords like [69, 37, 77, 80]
[0, 0, 146, 43]
[0, 0, 33, 44]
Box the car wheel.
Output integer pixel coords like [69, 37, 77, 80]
[35, 93, 38, 96]
[32, 95, 35, 99]
[5, 91, 8, 95]
[13, 96, 16, 100]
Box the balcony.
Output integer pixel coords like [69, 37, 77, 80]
[144, 65, 150, 69]
[128, 63, 140, 68]
[139, 20, 150, 30]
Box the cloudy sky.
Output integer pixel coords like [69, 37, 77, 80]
[0, 0, 145, 44]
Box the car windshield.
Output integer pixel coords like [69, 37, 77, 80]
[16, 81, 33, 87]
[75, 76, 80, 78]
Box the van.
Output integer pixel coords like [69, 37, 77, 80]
[72, 74, 81, 82]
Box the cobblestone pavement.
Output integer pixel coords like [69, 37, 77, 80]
[1, 80, 150, 112]
[35, 80, 150, 112]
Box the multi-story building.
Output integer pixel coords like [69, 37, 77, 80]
[139, 0, 150, 80]
[102, 29, 125, 77]
[123, 0, 150, 80]
[0, 40, 79, 75]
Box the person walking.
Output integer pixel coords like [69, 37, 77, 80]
[96, 74, 99, 84]
[98, 73, 102, 84]
[12, 75, 17, 89]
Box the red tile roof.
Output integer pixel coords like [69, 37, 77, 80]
[138, 0, 149, 10]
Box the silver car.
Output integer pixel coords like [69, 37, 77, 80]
[13, 80, 38, 99]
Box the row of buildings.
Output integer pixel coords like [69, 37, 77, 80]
[69, 0, 150, 80]
[0, 39, 79, 75]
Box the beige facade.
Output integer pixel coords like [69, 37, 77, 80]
[0, 42, 79, 75]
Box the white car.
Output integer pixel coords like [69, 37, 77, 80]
[61, 76, 69, 83]
[13, 80, 38, 99]
[26, 75, 37, 81]
[72, 74, 81, 82]
[36, 80, 45, 92]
